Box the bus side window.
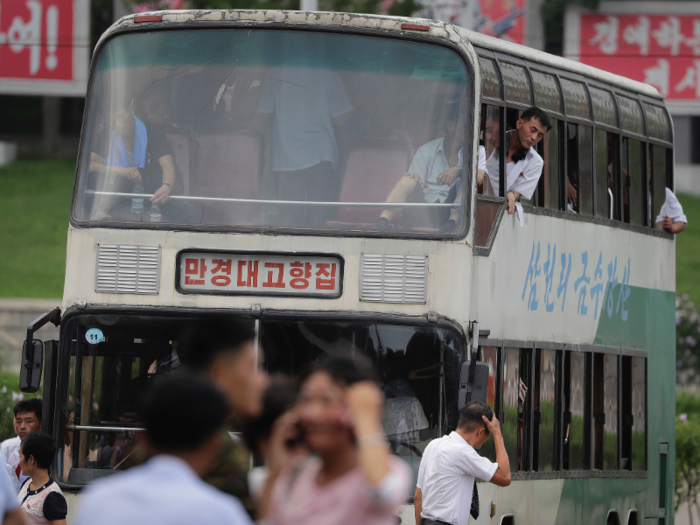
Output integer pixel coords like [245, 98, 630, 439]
[621, 356, 647, 470]
[650, 145, 669, 227]
[578, 126, 594, 215]
[593, 353, 619, 470]
[474, 104, 503, 249]
[594, 130, 609, 219]
[622, 138, 644, 226]
[478, 345, 499, 461]
[502, 347, 532, 472]
[566, 124, 578, 213]
[538, 117, 561, 210]
[533, 348, 558, 471]
[562, 350, 590, 470]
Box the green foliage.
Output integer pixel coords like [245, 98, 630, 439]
[542, 0, 600, 55]
[676, 400, 700, 514]
[676, 193, 700, 306]
[0, 372, 42, 443]
[0, 160, 74, 298]
[676, 295, 700, 385]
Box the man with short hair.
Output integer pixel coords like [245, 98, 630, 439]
[485, 106, 551, 215]
[2, 399, 42, 492]
[74, 374, 253, 525]
[414, 401, 511, 525]
[176, 317, 269, 518]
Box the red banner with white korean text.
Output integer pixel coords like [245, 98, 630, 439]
[0, 0, 88, 96]
[474, 0, 526, 45]
[579, 13, 700, 101]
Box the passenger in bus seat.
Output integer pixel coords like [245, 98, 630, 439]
[656, 187, 688, 234]
[376, 103, 468, 232]
[485, 106, 551, 215]
[88, 97, 201, 224]
[74, 374, 254, 525]
[254, 47, 353, 228]
[262, 357, 411, 525]
[176, 317, 268, 519]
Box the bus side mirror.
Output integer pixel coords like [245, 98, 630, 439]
[20, 339, 43, 394]
[458, 359, 489, 409]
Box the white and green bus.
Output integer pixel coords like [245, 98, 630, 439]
[21, 9, 675, 524]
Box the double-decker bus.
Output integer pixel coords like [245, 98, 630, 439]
[21, 9, 675, 524]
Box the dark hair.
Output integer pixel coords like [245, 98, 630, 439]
[521, 106, 552, 131]
[21, 432, 55, 470]
[14, 398, 42, 423]
[241, 375, 298, 456]
[458, 401, 494, 432]
[178, 316, 256, 372]
[137, 373, 228, 452]
[299, 356, 377, 388]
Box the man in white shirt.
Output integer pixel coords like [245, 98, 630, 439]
[2, 399, 42, 493]
[377, 106, 472, 231]
[485, 106, 551, 215]
[255, 52, 353, 228]
[414, 401, 511, 525]
[656, 187, 688, 234]
[74, 374, 253, 525]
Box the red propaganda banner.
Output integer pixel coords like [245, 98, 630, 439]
[0, 0, 89, 96]
[578, 13, 700, 101]
[474, 0, 526, 45]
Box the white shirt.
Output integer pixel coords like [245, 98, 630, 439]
[408, 137, 465, 204]
[257, 64, 353, 172]
[1, 437, 20, 493]
[485, 143, 544, 200]
[74, 455, 253, 525]
[656, 187, 688, 224]
[0, 447, 18, 516]
[477, 145, 486, 172]
[417, 432, 498, 525]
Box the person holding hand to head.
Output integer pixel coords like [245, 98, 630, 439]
[263, 357, 411, 525]
[415, 401, 511, 525]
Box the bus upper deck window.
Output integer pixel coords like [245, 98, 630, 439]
[560, 78, 590, 120]
[479, 57, 501, 100]
[622, 138, 644, 226]
[540, 117, 561, 210]
[531, 70, 561, 114]
[499, 62, 532, 105]
[74, 30, 471, 236]
[651, 145, 670, 227]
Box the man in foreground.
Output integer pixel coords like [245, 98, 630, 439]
[74, 374, 253, 525]
[415, 401, 511, 525]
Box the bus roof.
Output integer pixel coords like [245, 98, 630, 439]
[101, 9, 663, 102]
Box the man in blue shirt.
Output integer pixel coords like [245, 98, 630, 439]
[74, 374, 253, 525]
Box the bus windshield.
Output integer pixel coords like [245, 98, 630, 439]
[73, 29, 471, 235]
[57, 312, 461, 491]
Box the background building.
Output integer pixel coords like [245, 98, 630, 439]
[565, 0, 700, 195]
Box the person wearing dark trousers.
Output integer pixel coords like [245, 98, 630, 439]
[414, 401, 511, 525]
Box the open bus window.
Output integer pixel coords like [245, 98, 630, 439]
[594, 132, 618, 220]
[477, 345, 498, 461]
[562, 351, 589, 470]
[259, 319, 461, 493]
[533, 349, 558, 472]
[650, 145, 669, 227]
[621, 356, 646, 470]
[593, 353, 618, 470]
[622, 138, 644, 226]
[565, 124, 593, 216]
[502, 347, 531, 472]
[73, 30, 471, 235]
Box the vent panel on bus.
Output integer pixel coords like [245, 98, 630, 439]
[360, 254, 428, 304]
[95, 244, 161, 295]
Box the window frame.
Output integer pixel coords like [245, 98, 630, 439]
[473, 47, 674, 258]
[476, 337, 648, 480]
[70, 22, 478, 242]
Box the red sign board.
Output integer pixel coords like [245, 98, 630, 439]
[474, 0, 526, 45]
[0, 0, 88, 96]
[579, 13, 700, 100]
[178, 252, 343, 298]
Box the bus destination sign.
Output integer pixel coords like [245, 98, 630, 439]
[178, 252, 343, 298]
